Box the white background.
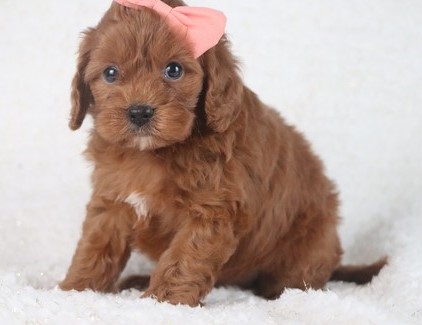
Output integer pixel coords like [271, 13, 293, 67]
[0, 0, 421, 323]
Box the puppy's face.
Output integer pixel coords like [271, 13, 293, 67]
[70, 2, 243, 150]
[75, 5, 203, 150]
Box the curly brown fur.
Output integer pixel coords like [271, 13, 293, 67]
[60, 1, 386, 307]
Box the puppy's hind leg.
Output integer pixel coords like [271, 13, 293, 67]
[251, 224, 342, 299]
[250, 260, 335, 299]
[245, 272, 284, 300]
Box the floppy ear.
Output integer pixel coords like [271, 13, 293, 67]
[69, 28, 96, 131]
[200, 37, 243, 133]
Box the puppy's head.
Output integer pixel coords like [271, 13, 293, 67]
[70, 1, 242, 151]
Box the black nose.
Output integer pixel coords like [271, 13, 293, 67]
[127, 105, 155, 127]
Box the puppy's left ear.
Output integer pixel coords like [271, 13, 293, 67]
[69, 28, 96, 131]
[200, 37, 243, 133]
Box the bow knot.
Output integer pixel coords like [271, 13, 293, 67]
[114, 0, 226, 58]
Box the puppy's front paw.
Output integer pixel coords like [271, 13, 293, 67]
[142, 286, 201, 307]
[59, 279, 87, 292]
[59, 277, 117, 293]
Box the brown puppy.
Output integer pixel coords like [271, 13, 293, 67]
[60, 1, 385, 306]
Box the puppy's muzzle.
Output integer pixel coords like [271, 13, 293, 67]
[127, 105, 155, 128]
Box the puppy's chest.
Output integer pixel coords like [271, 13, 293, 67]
[118, 187, 187, 228]
[122, 192, 149, 220]
[108, 165, 183, 221]
[99, 150, 218, 221]
[114, 177, 175, 221]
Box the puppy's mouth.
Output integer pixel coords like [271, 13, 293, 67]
[127, 120, 158, 151]
[118, 102, 194, 151]
[128, 121, 154, 136]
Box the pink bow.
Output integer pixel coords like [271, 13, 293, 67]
[114, 0, 226, 58]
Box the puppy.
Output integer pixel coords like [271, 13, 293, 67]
[60, 0, 385, 306]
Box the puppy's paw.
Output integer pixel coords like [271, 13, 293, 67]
[58, 279, 85, 292]
[142, 286, 201, 307]
[59, 278, 117, 293]
[58, 278, 84, 291]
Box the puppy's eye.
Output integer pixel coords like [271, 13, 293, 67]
[164, 62, 183, 80]
[103, 66, 119, 83]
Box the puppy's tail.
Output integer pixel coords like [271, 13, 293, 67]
[330, 257, 387, 285]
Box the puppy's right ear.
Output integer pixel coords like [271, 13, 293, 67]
[69, 28, 96, 131]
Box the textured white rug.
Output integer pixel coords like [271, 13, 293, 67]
[1, 1, 421, 324]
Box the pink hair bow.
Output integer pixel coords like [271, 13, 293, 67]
[114, 0, 226, 58]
